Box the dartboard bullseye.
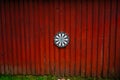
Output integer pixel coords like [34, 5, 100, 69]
[54, 32, 69, 48]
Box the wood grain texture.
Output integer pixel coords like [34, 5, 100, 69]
[0, 0, 119, 78]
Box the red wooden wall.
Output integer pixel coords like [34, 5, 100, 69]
[0, 0, 120, 78]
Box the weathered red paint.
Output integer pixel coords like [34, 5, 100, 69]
[0, 0, 120, 78]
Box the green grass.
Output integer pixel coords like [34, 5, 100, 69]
[0, 75, 119, 80]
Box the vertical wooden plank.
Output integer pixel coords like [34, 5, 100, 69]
[37, 1, 42, 75]
[34, 1, 41, 75]
[14, 1, 21, 74]
[54, 0, 60, 75]
[33, 1, 37, 75]
[19, 0, 27, 74]
[9, 1, 14, 74]
[74, 1, 77, 76]
[17, 1, 22, 74]
[3, 2, 9, 74]
[42, 1, 47, 74]
[115, 0, 120, 78]
[63, 1, 66, 76]
[97, 0, 104, 77]
[65, 1, 71, 76]
[7, 1, 16, 74]
[10, 2, 17, 74]
[23, 1, 27, 74]
[44, 1, 50, 74]
[39, 2, 42, 75]
[39, 1, 45, 75]
[109, 0, 117, 77]
[49, 1, 55, 75]
[70, 1, 76, 76]
[80, 1, 82, 76]
[1, 1, 6, 73]
[81, 0, 87, 77]
[59, 0, 65, 76]
[86, 0, 92, 77]
[103, 0, 110, 77]
[92, 0, 98, 77]
[2, 2, 6, 74]
[75, 1, 81, 76]
[33, 1, 36, 74]
[14, 1, 22, 74]
[0, 3, 3, 74]
[9, 2, 13, 74]
[43, 1, 48, 74]
[29, 1, 36, 74]
[24, 1, 31, 74]
[1, 2, 5, 74]
[32, 1, 38, 75]
[4, 2, 10, 74]
[0, 1, 4, 74]
[107, 0, 112, 77]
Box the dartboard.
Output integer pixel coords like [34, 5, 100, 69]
[54, 32, 69, 48]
